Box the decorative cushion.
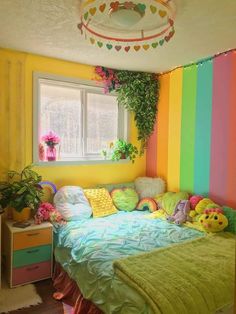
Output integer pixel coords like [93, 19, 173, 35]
[155, 191, 189, 215]
[135, 177, 165, 199]
[111, 188, 139, 211]
[39, 181, 57, 203]
[84, 188, 118, 218]
[96, 182, 135, 192]
[53, 186, 92, 221]
[136, 198, 157, 212]
[223, 206, 236, 234]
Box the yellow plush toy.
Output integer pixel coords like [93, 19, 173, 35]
[199, 208, 228, 233]
[189, 198, 219, 221]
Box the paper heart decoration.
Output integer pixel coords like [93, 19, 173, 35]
[84, 12, 89, 20]
[137, 3, 146, 13]
[115, 45, 122, 51]
[169, 19, 174, 27]
[124, 46, 130, 52]
[106, 44, 113, 50]
[134, 45, 141, 51]
[99, 3, 106, 12]
[159, 10, 167, 18]
[110, 1, 119, 11]
[77, 23, 83, 34]
[90, 38, 95, 44]
[97, 41, 103, 47]
[124, 1, 134, 9]
[151, 42, 158, 48]
[143, 44, 150, 50]
[150, 5, 157, 14]
[89, 7, 97, 16]
[165, 36, 170, 42]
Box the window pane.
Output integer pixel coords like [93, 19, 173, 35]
[40, 82, 82, 159]
[86, 93, 118, 154]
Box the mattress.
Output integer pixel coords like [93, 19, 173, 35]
[54, 210, 205, 314]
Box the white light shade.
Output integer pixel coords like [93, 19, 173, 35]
[110, 9, 143, 28]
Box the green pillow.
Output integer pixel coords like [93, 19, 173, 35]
[223, 206, 236, 234]
[111, 188, 139, 211]
[155, 191, 189, 215]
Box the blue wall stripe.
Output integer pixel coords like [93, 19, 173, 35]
[194, 60, 213, 195]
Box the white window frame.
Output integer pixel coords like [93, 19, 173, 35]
[33, 72, 129, 165]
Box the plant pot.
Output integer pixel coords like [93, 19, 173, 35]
[13, 207, 31, 222]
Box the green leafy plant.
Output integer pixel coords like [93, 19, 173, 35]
[0, 165, 43, 213]
[110, 139, 138, 163]
[95, 66, 160, 154]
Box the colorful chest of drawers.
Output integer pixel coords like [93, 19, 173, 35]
[3, 220, 53, 287]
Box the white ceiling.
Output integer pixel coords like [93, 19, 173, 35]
[0, 0, 235, 73]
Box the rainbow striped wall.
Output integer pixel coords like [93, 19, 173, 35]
[146, 50, 236, 208]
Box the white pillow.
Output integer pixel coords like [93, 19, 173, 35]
[135, 177, 166, 199]
[54, 186, 92, 221]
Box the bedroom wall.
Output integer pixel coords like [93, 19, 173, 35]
[146, 49, 236, 208]
[0, 48, 146, 188]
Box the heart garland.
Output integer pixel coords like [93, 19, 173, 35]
[80, 1, 175, 52]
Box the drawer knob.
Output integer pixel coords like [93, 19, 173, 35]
[26, 265, 39, 271]
[27, 232, 40, 236]
[27, 249, 39, 254]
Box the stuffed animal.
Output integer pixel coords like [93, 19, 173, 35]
[189, 195, 203, 210]
[199, 208, 228, 232]
[167, 200, 191, 225]
[189, 198, 219, 220]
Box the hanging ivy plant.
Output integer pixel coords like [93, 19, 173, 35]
[95, 66, 160, 154]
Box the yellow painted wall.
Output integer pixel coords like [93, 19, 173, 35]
[0, 48, 145, 187]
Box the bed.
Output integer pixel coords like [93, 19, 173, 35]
[52, 209, 235, 314]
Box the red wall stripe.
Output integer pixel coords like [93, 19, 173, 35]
[209, 53, 231, 205]
[226, 51, 236, 208]
[146, 110, 158, 177]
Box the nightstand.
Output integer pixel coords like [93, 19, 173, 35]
[3, 220, 53, 288]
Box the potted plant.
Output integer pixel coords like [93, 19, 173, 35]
[110, 139, 138, 163]
[0, 165, 43, 221]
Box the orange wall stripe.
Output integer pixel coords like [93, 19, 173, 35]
[167, 68, 183, 191]
[156, 73, 170, 181]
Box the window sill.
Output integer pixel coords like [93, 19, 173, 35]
[34, 159, 131, 166]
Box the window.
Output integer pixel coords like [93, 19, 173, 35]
[33, 73, 128, 163]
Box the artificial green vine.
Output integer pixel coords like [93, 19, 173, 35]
[95, 66, 160, 154]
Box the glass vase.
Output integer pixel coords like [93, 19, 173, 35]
[46, 145, 56, 161]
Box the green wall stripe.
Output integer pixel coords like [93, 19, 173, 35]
[180, 65, 197, 192]
[194, 60, 213, 195]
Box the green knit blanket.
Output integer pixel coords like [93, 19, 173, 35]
[113, 233, 235, 314]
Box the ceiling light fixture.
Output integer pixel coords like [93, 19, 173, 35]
[77, 0, 176, 52]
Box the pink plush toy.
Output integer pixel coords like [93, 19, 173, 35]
[167, 200, 191, 225]
[189, 195, 203, 209]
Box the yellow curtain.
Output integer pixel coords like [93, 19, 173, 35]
[0, 49, 26, 179]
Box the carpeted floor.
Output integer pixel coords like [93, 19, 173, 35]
[2, 279, 64, 314]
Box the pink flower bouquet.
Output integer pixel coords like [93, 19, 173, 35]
[41, 131, 60, 147]
[35, 202, 66, 225]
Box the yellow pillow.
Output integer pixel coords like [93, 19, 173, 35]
[84, 188, 118, 218]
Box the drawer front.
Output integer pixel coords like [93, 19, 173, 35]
[13, 244, 52, 268]
[12, 261, 51, 286]
[13, 228, 52, 250]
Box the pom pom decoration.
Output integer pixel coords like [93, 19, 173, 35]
[189, 195, 203, 210]
[199, 208, 228, 233]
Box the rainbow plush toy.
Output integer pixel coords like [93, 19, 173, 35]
[199, 208, 228, 233]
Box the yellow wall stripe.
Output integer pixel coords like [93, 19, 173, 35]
[167, 68, 183, 191]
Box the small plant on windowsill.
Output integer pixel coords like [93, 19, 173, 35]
[108, 139, 138, 163]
